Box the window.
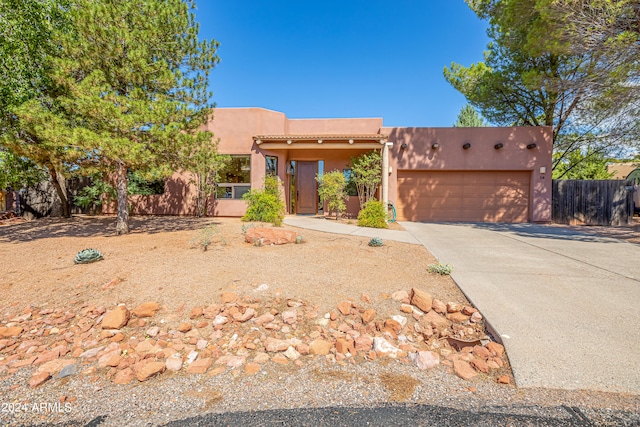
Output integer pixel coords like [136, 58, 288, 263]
[343, 169, 358, 196]
[266, 155, 278, 176]
[216, 155, 251, 199]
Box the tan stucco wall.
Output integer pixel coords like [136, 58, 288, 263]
[607, 162, 639, 179]
[382, 126, 553, 223]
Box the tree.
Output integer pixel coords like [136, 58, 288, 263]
[0, 0, 76, 217]
[349, 151, 382, 209]
[317, 170, 348, 220]
[444, 0, 639, 174]
[0, 150, 47, 190]
[453, 103, 487, 127]
[552, 148, 613, 180]
[51, 0, 220, 234]
[181, 138, 229, 217]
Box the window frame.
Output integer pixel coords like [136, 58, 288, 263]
[216, 155, 251, 200]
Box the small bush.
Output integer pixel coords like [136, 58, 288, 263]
[190, 224, 224, 251]
[74, 248, 104, 264]
[317, 170, 348, 220]
[295, 235, 305, 244]
[427, 262, 453, 275]
[242, 176, 285, 226]
[368, 237, 383, 247]
[357, 200, 388, 228]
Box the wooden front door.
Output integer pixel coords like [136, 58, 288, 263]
[296, 161, 317, 214]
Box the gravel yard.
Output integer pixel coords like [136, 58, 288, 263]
[0, 216, 637, 426]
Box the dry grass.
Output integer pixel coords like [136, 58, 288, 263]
[379, 372, 421, 401]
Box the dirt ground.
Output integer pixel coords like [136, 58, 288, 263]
[0, 215, 463, 317]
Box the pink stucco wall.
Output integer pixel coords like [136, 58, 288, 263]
[383, 126, 553, 222]
[103, 108, 552, 223]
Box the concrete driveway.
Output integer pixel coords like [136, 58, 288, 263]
[401, 222, 640, 395]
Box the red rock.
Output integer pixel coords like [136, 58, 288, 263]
[361, 293, 371, 304]
[470, 312, 483, 323]
[462, 306, 477, 315]
[244, 228, 297, 245]
[29, 372, 51, 388]
[453, 360, 478, 380]
[361, 309, 376, 324]
[410, 288, 433, 313]
[0, 326, 23, 338]
[309, 339, 332, 355]
[111, 333, 125, 342]
[415, 351, 440, 370]
[473, 345, 491, 359]
[135, 361, 165, 381]
[113, 368, 135, 384]
[355, 335, 373, 352]
[422, 310, 450, 330]
[190, 307, 203, 319]
[447, 302, 462, 313]
[335, 339, 354, 355]
[281, 310, 297, 325]
[384, 319, 403, 334]
[132, 302, 159, 318]
[337, 301, 351, 316]
[264, 338, 289, 353]
[37, 359, 75, 376]
[101, 305, 130, 329]
[98, 351, 122, 368]
[432, 299, 447, 314]
[470, 358, 489, 373]
[400, 304, 414, 314]
[234, 308, 256, 323]
[220, 292, 238, 304]
[497, 375, 511, 384]
[244, 362, 261, 375]
[272, 354, 289, 365]
[486, 342, 505, 357]
[178, 323, 192, 333]
[165, 354, 183, 372]
[253, 313, 275, 325]
[330, 310, 339, 321]
[203, 304, 222, 319]
[447, 312, 470, 323]
[186, 357, 212, 374]
[391, 290, 409, 301]
[11, 356, 37, 368]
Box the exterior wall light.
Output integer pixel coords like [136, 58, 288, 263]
[348, 139, 354, 144]
[401, 143, 408, 149]
[287, 139, 292, 145]
[527, 143, 537, 149]
[494, 143, 504, 149]
[318, 139, 323, 144]
[463, 143, 471, 149]
[255, 139, 262, 145]
[432, 143, 439, 149]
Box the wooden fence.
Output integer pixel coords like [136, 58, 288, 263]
[552, 179, 634, 226]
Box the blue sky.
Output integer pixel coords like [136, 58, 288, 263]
[195, 1, 489, 127]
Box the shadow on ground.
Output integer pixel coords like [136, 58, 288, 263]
[0, 216, 219, 243]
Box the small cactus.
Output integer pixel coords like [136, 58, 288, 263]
[74, 248, 104, 264]
[368, 237, 384, 247]
[295, 235, 305, 244]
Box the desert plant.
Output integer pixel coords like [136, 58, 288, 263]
[242, 175, 285, 226]
[349, 151, 382, 209]
[357, 200, 388, 228]
[368, 237, 384, 247]
[74, 248, 104, 264]
[428, 262, 454, 275]
[190, 224, 224, 251]
[241, 223, 257, 235]
[317, 170, 348, 220]
[295, 235, 305, 244]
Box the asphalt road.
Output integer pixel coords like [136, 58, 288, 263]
[27, 403, 639, 427]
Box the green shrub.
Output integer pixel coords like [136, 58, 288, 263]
[427, 262, 454, 275]
[317, 170, 348, 220]
[190, 224, 224, 251]
[357, 200, 388, 228]
[242, 176, 285, 226]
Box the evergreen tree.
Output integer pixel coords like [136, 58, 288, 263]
[453, 104, 487, 127]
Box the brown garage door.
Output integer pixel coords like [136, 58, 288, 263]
[396, 171, 530, 222]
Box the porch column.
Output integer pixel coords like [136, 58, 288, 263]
[382, 142, 391, 208]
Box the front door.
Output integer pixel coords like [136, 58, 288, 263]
[296, 161, 317, 214]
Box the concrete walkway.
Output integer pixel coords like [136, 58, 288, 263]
[284, 216, 640, 394]
[401, 222, 640, 395]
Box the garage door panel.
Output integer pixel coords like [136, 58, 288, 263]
[396, 171, 530, 223]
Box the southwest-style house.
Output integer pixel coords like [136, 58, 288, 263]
[105, 107, 553, 223]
